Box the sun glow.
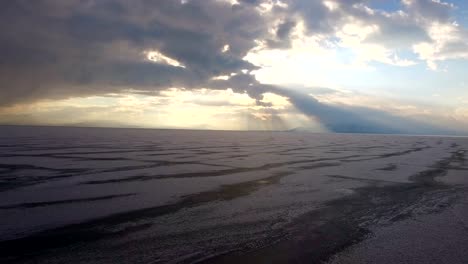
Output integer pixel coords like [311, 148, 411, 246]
[0, 89, 317, 130]
[144, 50, 186, 68]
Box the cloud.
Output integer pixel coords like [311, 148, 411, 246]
[413, 21, 468, 70]
[0, 0, 467, 134]
[403, 0, 454, 21]
[270, 87, 457, 134]
[0, 0, 275, 106]
[0, 0, 460, 106]
[400, 0, 468, 70]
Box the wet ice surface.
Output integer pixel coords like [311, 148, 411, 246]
[0, 126, 467, 263]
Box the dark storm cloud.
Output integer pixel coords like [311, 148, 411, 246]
[0, 0, 450, 106]
[266, 19, 297, 49]
[270, 87, 454, 134]
[0, 0, 271, 106]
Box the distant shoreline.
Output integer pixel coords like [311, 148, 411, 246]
[1, 124, 467, 137]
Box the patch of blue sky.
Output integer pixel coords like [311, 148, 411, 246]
[451, 0, 468, 26]
[367, 0, 402, 13]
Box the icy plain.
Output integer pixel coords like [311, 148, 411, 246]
[1, 126, 468, 263]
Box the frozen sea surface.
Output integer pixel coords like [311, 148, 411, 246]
[0, 126, 467, 263]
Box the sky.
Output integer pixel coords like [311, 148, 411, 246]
[1, 0, 468, 134]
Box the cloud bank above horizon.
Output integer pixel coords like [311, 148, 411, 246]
[1, 0, 468, 134]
